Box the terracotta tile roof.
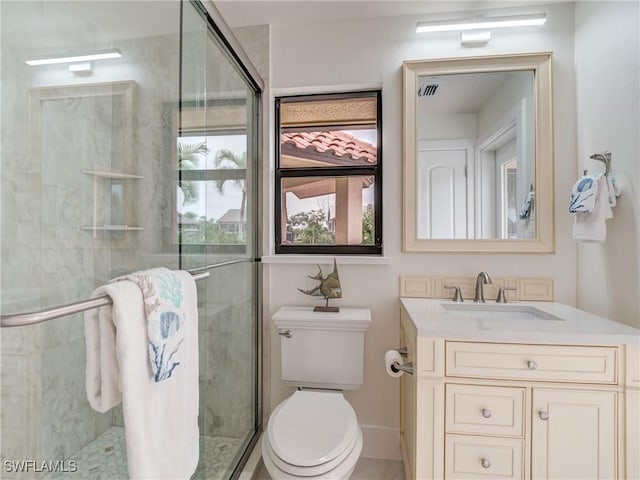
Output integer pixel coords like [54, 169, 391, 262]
[281, 131, 377, 165]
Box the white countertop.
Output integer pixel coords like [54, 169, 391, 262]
[401, 298, 640, 345]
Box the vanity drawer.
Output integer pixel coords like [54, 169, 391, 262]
[446, 342, 618, 384]
[445, 434, 524, 480]
[446, 384, 525, 437]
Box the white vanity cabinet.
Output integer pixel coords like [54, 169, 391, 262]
[399, 301, 640, 480]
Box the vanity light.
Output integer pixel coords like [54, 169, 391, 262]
[416, 13, 547, 33]
[25, 48, 122, 66]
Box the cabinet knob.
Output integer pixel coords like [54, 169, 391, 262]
[527, 360, 538, 370]
[481, 458, 491, 469]
[481, 408, 492, 419]
[539, 411, 550, 421]
[278, 330, 293, 339]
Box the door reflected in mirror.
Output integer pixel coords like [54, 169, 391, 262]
[403, 53, 554, 253]
[417, 70, 535, 240]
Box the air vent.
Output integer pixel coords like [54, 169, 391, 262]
[418, 84, 439, 97]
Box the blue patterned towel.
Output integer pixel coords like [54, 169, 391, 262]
[117, 268, 186, 382]
[519, 191, 535, 220]
[569, 174, 599, 213]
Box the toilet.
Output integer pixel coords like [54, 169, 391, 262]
[262, 306, 371, 479]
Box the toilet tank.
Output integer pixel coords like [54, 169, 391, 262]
[273, 306, 371, 390]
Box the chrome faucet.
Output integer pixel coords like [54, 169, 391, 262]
[474, 272, 492, 303]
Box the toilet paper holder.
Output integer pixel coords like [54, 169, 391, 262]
[391, 362, 414, 375]
[391, 347, 414, 375]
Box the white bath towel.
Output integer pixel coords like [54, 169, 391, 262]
[84, 270, 199, 479]
[573, 175, 613, 243]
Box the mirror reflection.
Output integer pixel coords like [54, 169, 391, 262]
[403, 53, 554, 253]
[416, 70, 535, 240]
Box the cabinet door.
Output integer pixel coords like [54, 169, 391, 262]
[627, 390, 640, 480]
[532, 389, 617, 479]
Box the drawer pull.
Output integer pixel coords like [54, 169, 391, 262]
[481, 458, 491, 469]
[527, 360, 538, 370]
[538, 411, 550, 421]
[481, 408, 492, 418]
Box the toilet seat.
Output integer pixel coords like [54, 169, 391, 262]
[264, 390, 361, 477]
[262, 426, 363, 479]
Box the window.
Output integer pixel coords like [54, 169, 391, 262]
[177, 96, 257, 255]
[275, 91, 382, 254]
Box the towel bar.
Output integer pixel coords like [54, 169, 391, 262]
[1, 259, 261, 328]
[0, 270, 210, 328]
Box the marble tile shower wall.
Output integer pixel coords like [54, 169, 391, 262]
[1, 37, 42, 471]
[1, 4, 181, 474]
[199, 264, 255, 439]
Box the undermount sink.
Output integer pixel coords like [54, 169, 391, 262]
[441, 302, 563, 321]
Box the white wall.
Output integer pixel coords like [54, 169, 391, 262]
[421, 113, 477, 140]
[574, 1, 640, 328]
[261, 2, 580, 459]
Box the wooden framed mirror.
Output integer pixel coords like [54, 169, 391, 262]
[403, 52, 554, 253]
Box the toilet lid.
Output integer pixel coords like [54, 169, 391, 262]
[267, 390, 358, 468]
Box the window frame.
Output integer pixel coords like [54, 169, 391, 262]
[274, 90, 383, 255]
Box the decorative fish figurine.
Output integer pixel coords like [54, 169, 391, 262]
[298, 258, 342, 311]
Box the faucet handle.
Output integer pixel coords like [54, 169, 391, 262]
[444, 285, 464, 302]
[496, 287, 517, 303]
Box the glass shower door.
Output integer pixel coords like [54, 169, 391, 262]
[1, 0, 261, 478]
[180, 2, 261, 478]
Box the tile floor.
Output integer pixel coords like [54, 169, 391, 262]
[42, 426, 405, 480]
[254, 457, 406, 480]
[350, 458, 406, 480]
[45, 426, 243, 480]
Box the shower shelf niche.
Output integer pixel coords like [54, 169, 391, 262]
[82, 169, 144, 234]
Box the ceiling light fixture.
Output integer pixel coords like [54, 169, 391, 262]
[25, 48, 122, 66]
[416, 13, 547, 34]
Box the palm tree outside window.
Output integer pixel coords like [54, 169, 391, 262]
[177, 134, 249, 253]
[214, 149, 247, 240]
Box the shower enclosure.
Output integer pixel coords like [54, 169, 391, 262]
[1, 1, 262, 478]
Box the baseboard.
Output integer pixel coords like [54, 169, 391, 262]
[360, 424, 402, 460]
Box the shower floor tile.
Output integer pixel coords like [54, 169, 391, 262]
[191, 435, 243, 480]
[46, 426, 243, 480]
